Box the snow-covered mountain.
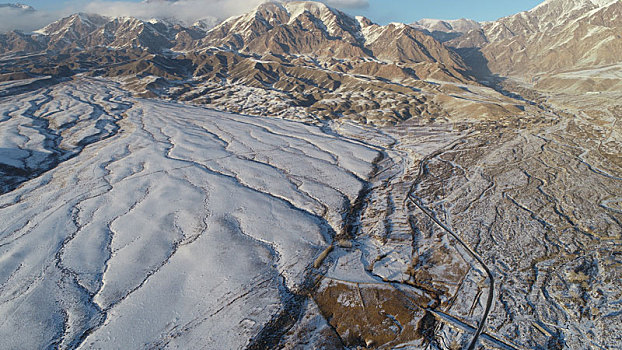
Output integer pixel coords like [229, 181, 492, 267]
[410, 18, 481, 42]
[451, 0, 622, 81]
[30, 12, 208, 52]
[200, 1, 466, 68]
[0, 0, 474, 125]
[482, 0, 618, 41]
[0, 3, 43, 33]
[1, 2, 466, 70]
[2, 0, 619, 101]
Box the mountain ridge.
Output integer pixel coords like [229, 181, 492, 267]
[447, 0, 622, 85]
[1, 0, 620, 121]
[1, 1, 467, 70]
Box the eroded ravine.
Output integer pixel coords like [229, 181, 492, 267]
[299, 122, 472, 349]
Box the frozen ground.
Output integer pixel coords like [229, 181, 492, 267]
[0, 78, 378, 349]
[1, 77, 620, 349]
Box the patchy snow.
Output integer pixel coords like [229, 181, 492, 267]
[284, 1, 319, 24]
[582, 25, 608, 39]
[591, 0, 620, 7]
[359, 23, 384, 45]
[557, 63, 622, 79]
[412, 18, 481, 33]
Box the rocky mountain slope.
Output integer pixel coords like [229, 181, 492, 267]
[203, 2, 465, 67]
[1, 2, 500, 125]
[0, 2, 467, 70]
[450, 0, 622, 91]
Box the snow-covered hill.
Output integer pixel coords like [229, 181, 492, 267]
[412, 18, 481, 34]
[0, 77, 378, 348]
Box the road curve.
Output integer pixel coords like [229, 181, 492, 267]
[407, 148, 495, 350]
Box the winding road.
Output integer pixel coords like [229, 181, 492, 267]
[407, 147, 496, 350]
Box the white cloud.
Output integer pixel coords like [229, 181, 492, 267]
[84, 0, 370, 23]
[0, 0, 371, 33]
[0, 7, 58, 33]
[83, 0, 270, 24]
[322, 0, 369, 9]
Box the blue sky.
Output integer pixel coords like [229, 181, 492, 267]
[16, 0, 544, 23]
[360, 0, 543, 23]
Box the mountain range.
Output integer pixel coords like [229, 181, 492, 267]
[0, 0, 620, 115]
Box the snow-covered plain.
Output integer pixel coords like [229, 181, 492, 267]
[0, 78, 378, 349]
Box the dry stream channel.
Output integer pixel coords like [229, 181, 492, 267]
[278, 88, 622, 349]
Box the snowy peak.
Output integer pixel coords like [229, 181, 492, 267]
[410, 18, 482, 42]
[211, 1, 361, 42]
[205, 0, 365, 55]
[525, 0, 620, 28]
[27, 13, 204, 52]
[1, 0, 469, 83]
[479, 0, 618, 42]
[412, 18, 481, 34]
[192, 17, 219, 31]
[283, 0, 333, 17]
[203, 0, 464, 68]
[37, 13, 110, 36]
[283, 0, 360, 37]
[529, 0, 599, 26]
[35, 13, 111, 50]
[533, 0, 618, 11]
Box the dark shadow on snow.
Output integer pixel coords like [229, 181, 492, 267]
[0, 148, 57, 194]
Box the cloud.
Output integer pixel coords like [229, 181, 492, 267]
[83, 0, 271, 24]
[0, 0, 371, 33]
[84, 0, 370, 23]
[0, 6, 58, 33]
[322, 0, 369, 9]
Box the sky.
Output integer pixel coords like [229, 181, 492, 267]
[2, 0, 545, 32]
[360, 0, 544, 23]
